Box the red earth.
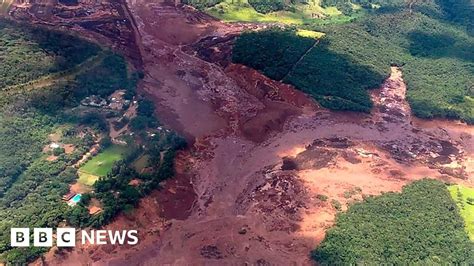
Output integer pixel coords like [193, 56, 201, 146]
[7, 0, 472, 265]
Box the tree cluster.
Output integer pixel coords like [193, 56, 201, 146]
[312, 179, 474, 264]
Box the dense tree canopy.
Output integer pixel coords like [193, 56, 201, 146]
[233, 29, 316, 80]
[312, 179, 474, 264]
[0, 18, 99, 89]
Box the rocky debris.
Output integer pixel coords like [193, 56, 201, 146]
[288, 138, 360, 170]
[341, 150, 362, 164]
[238, 225, 249, 235]
[294, 148, 338, 170]
[371, 67, 411, 125]
[186, 34, 238, 67]
[281, 157, 298, 170]
[200, 245, 223, 259]
[439, 167, 468, 180]
[255, 258, 271, 266]
[237, 171, 309, 233]
[309, 137, 354, 149]
[380, 136, 462, 166]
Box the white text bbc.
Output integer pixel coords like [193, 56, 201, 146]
[11, 228, 139, 247]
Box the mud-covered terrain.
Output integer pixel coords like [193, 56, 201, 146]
[5, 0, 471, 265]
[7, 0, 143, 66]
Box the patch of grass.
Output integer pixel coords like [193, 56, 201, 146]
[330, 199, 342, 210]
[316, 194, 328, 201]
[449, 185, 474, 241]
[78, 172, 99, 186]
[312, 179, 474, 264]
[343, 187, 361, 198]
[207, 1, 306, 24]
[296, 29, 325, 38]
[132, 154, 150, 173]
[205, 0, 351, 24]
[79, 145, 129, 177]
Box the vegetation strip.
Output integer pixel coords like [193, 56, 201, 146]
[449, 185, 474, 241]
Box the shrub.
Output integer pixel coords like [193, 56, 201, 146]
[248, 0, 286, 13]
[52, 147, 65, 156]
[316, 194, 329, 202]
[331, 199, 342, 210]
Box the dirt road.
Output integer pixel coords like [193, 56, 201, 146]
[29, 0, 473, 265]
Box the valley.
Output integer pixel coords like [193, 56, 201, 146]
[0, 0, 472, 265]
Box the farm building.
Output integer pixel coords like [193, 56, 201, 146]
[62, 192, 75, 201]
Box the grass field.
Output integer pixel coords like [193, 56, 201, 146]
[78, 145, 129, 185]
[449, 185, 474, 241]
[205, 0, 345, 24]
[296, 29, 325, 38]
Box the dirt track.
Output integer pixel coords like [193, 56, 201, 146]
[18, 0, 473, 265]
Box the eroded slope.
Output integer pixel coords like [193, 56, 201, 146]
[25, 1, 474, 265]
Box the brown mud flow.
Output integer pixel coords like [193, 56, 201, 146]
[9, 1, 471, 265]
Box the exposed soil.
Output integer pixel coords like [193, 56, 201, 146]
[13, 1, 473, 265]
[64, 144, 75, 154]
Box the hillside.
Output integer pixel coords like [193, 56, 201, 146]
[231, 0, 474, 122]
[0, 19, 185, 264]
[313, 179, 474, 264]
[0, 0, 472, 265]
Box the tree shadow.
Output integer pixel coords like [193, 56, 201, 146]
[435, 0, 474, 36]
[407, 30, 474, 62]
[284, 39, 388, 113]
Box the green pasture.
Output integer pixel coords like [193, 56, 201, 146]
[78, 145, 129, 185]
[449, 185, 474, 241]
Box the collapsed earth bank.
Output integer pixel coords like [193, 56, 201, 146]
[7, 0, 471, 265]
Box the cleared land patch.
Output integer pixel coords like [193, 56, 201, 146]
[78, 145, 129, 185]
[449, 185, 474, 241]
[204, 0, 340, 24]
[296, 29, 325, 39]
[132, 154, 150, 173]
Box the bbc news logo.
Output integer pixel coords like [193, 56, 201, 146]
[11, 228, 138, 247]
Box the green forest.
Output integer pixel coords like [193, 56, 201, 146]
[0, 19, 185, 264]
[0, 18, 100, 89]
[232, 0, 474, 122]
[312, 179, 474, 264]
[232, 29, 316, 80]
